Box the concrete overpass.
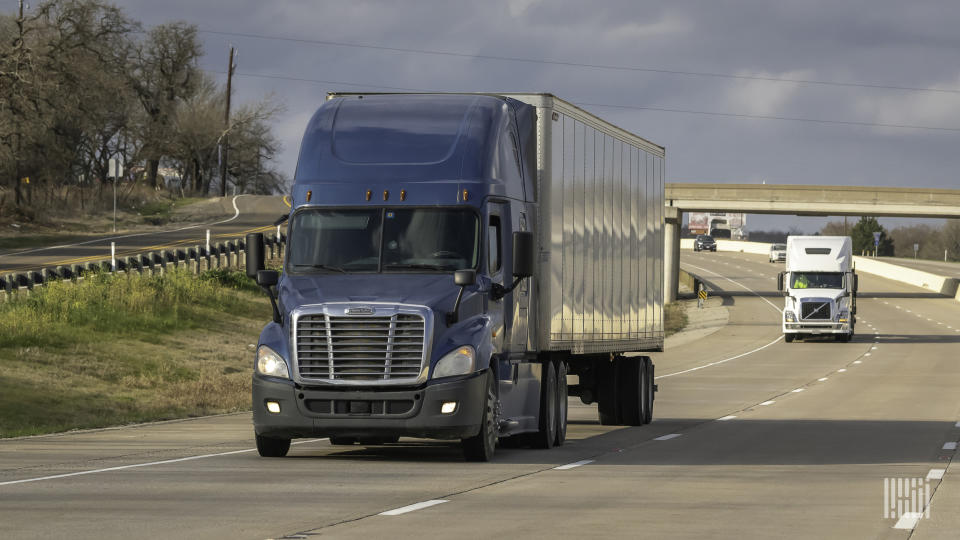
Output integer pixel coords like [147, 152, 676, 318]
[663, 183, 960, 301]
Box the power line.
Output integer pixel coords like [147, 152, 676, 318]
[198, 29, 960, 96]
[200, 68, 960, 133]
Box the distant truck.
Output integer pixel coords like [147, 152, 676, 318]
[246, 93, 664, 461]
[777, 236, 857, 342]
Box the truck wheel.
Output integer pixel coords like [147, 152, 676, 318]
[597, 358, 621, 425]
[640, 357, 654, 425]
[329, 436, 357, 445]
[784, 334, 794, 343]
[533, 360, 558, 449]
[462, 370, 498, 462]
[555, 359, 568, 446]
[618, 358, 642, 426]
[255, 434, 291, 457]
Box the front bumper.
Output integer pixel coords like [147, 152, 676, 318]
[783, 321, 851, 334]
[253, 370, 487, 440]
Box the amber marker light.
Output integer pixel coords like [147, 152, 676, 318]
[462, 189, 469, 201]
[400, 189, 407, 201]
[306, 190, 312, 202]
[365, 190, 372, 201]
[383, 190, 389, 201]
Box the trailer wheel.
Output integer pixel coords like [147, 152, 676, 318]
[597, 358, 621, 425]
[533, 360, 558, 449]
[618, 358, 642, 426]
[784, 334, 795, 343]
[640, 357, 655, 425]
[555, 359, 568, 447]
[255, 434, 291, 457]
[462, 370, 498, 462]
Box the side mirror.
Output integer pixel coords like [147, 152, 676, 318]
[454, 269, 477, 287]
[512, 231, 535, 278]
[246, 233, 265, 279]
[257, 270, 279, 288]
[777, 272, 785, 294]
[852, 273, 858, 294]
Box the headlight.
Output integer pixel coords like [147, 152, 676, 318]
[836, 310, 849, 322]
[784, 311, 797, 323]
[257, 345, 290, 379]
[433, 346, 475, 379]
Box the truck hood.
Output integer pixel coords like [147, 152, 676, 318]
[278, 273, 466, 312]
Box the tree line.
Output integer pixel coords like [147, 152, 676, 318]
[0, 0, 285, 215]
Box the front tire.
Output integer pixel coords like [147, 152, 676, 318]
[784, 334, 795, 343]
[533, 360, 558, 449]
[462, 370, 498, 462]
[255, 434, 291, 457]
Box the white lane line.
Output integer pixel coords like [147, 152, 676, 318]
[893, 512, 923, 530]
[656, 336, 783, 379]
[927, 469, 946, 480]
[0, 195, 246, 257]
[655, 434, 683, 441]
[554, 460, 595, 470]
[759, 400, 775, 406]
[791, 388, 805, 393]
[0, 437, 327, 487]
[944, 442, 958, 451]
[818, 377, 828, 382]
[379, 500, 448, 516]
[871, 346, 878, 350]
[838, 368, 847, 372]
[906, 310, 912, 313]
[717, 416, 737, 421]
[895, 305, 901, 309]
[854, 360, 863, 364]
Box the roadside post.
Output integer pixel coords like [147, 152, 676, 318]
[109, 158, 123, 233]
[913, 243, 919, 259]
[111, 242, 116, 272]
[697, 283, 707, 309]
[873, 231, 881, 257]
[206, 229, 211, 255]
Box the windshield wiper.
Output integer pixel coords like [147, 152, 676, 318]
[296, 263, 348, 273]
[383, 263, 455, 271]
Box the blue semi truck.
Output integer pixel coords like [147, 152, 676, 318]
[246, 93, 664, 461]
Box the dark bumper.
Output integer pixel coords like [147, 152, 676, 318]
[252, 370, 487, 440]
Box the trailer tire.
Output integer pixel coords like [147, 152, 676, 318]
[555, 359, 568, 447]
[533, 360, 558, 449]
[462, 370, 498, 462]
[640, 357, 655, 425]
[255, 434, 291, 457]
[597, 358, 621, 425]
[618, 358, 642, 426]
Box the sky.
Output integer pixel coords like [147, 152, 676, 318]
[87, 0, 960, 232]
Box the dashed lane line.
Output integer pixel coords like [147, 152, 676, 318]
[554, 460, 595, 470]
[717, 416, 737, 421]
[379, 500, 448, 516]
[655, 434, 683, 441]
[927, 469, 946, 480]
[759, 401, 775, 406]
[944, 442, 958, 451]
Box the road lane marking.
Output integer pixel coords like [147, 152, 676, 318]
[0, 438, 327, 487]
[717, 416, 737, 421]
[791, 388, 805, 393]
[818, 377, 828, 381]
[944, 442, 958, 451]
[379, 500, 448, 516]
[927, 469, 946, 480]
[656, 336, 782, 379]
[893, 512, 923, 530]
[554, 460, 595, 470]
[871, 346, 877, 350]
[655, 434, 682, 441]
[838, 368, 847, 372]
[759, 401, 775, 406]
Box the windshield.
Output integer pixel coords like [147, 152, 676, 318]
[790, 271, 843, 289]
[287, 208, 480, 273]
[773, 244, 786, 250]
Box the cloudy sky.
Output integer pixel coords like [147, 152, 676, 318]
[111, 0, 960, 232]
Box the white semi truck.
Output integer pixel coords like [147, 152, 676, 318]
[777, 236, 857, 343]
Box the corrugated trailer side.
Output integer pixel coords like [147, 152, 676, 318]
[507, 94, 664, 355]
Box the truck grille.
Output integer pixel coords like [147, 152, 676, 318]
[296, 313, 426, 382]
[800, 301, 831, 320]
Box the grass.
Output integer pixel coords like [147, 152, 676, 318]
[139, 197, 205, 225]
[0, 233, 92, 251]
[0, 268, 272, 438]
[664, 301, 688, 337]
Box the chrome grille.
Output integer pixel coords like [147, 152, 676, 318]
[296, 313, 426, 382]
[801, 301, 831, 320]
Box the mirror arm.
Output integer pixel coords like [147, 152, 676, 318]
[446, 285, 467, 326]
[261, 285, 282, 324]
[491, 276, 525, 301]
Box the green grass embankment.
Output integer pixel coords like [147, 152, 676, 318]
[664, 302, 688, 337]
[0, 268, 270, 438]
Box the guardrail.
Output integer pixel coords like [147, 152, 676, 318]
[1, 234, 286, 301]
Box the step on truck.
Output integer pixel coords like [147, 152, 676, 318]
[777, 236, 858, 343]
[246, 93, 664, 461]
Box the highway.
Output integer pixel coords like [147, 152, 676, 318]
[0, 195, 290, 275]
[1, 250, 958, 539]
[875, 256, 960, 280]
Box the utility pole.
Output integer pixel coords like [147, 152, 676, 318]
[13, 0, 26, 208]
[219, 46, 236, 197]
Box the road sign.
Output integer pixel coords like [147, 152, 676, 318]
[108, 159, 124, 178]
[873, 231, 881, 246]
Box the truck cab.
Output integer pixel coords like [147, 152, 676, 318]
[777, 236, 857, 343]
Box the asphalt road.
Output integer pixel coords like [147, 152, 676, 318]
[1, 250, 958, 539]
[0, 195, 290, 275]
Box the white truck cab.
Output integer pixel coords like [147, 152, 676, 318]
[777, 236, 857, 343]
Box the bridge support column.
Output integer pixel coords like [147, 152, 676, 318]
[664, 206, 681, 303]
